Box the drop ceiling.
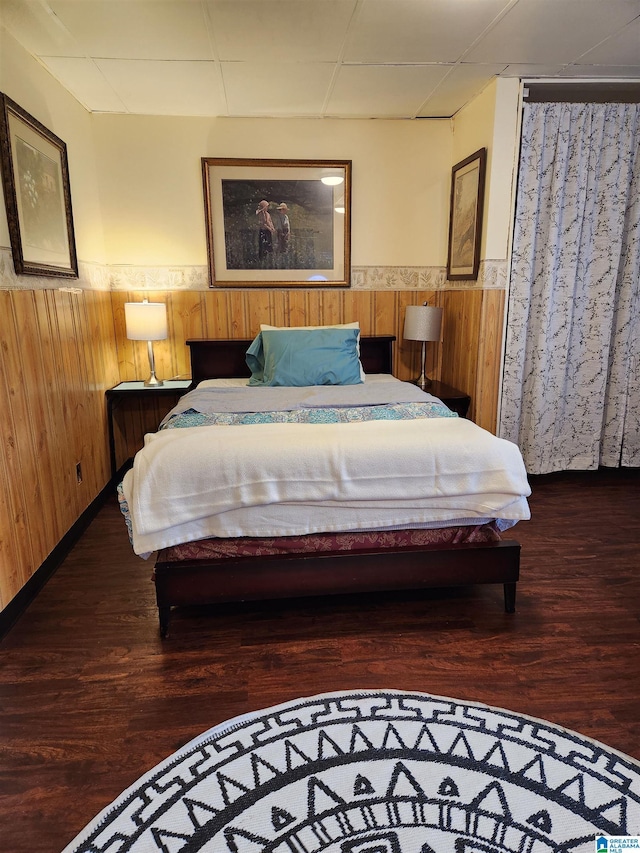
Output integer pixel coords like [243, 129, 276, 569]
[1, 0, 639, 119]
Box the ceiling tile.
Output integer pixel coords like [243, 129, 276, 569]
[2, 0, 638, 119]
[37, 57, 127, 112]
[465, 0, 640, 65]
[94, 59, 226, 115]
[221, 61, 335, 115]
[327, 64, 452, 117]
[344, 0, 511, 63]
[205, 0, 357, 61]
[48, 0, 214, 60]
[0, 0, 82, 55]
[417, 63, 506, 117]
[576, 17, 640, 66]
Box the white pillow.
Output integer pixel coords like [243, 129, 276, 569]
[260, 322, 360, 331]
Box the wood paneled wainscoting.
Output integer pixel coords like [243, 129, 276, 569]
[0, 289, 119, 617]
[110, 286, 505, 467]
[440, 287, 505, 434]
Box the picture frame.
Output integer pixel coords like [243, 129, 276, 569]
[446, 147, 486, 281]
[202, 158, 351, 288]
[0, 94, 78, 278]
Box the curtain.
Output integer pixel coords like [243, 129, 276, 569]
[500, 102, 640, 475]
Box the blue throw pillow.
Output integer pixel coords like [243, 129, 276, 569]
[245, 333, 266, 384]
[246, 328, 364, 386]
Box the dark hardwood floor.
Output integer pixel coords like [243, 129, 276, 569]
[1, 467, 639, 852]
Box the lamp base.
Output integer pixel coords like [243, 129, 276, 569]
[144, 375, 164, 387]
[412, 341, 433, 392]
[414, 375, 432, 391]
[144, 340, 163, 386]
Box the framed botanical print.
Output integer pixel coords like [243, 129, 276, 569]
[446, 148, 486, 281]
[0, 94, 78, 278]
[202, 158, 351, 287]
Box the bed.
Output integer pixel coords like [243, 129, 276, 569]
[120, 332, 530, 637]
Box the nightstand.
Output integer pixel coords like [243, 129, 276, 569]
[423, 380, 471, 418]
[106, 380, 192, 476]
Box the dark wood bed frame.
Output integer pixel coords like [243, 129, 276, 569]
[153, 336, 520, 636]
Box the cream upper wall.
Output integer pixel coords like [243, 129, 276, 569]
[0, 27, 106, 264]
[451, 77, 520, 262]
[92, 114, 453, 268]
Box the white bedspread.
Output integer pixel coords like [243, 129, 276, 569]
[122, 416, 531, 555]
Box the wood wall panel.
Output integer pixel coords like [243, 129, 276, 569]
[476, 289, 506, 434]
[0, 435, 19, 607]
[438, 289, 505, 432]
[0, 292, 34, 597]
[0, 290, 119, 611]
[12, 293, 56, 567]
[111, 287, 500, 407]
[441, 289, 481, 400]
[113, 289, 448, 386]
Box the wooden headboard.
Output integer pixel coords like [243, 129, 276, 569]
[186, 336, 396, 386]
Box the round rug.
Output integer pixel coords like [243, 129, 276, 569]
[63, 690, 640, 852]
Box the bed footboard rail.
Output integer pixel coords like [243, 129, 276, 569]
[154, 539, 520, 637]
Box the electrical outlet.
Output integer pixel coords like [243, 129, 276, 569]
[76, 462, 82, 484]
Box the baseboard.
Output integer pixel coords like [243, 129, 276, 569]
[0, 472, 124, 641]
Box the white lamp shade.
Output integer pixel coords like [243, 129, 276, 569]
[124, 302, 168, 341]
[403, 305, 443, 342]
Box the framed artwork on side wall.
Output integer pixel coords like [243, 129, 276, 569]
[202, 158, 351, 288]
[446, 147, 486, 281]
[0, 94, 78, 278]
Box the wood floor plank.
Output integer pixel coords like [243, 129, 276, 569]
[0, 467, 638, 852]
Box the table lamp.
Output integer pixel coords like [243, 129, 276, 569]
[403, 302, 443, 390]
[124, 300, 168, 386]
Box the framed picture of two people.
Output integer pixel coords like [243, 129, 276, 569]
[202, 158, 351, 288]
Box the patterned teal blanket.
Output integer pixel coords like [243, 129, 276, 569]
[161, 400, 457, 430]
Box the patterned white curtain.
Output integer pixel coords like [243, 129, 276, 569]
[500, 102, 640, 475]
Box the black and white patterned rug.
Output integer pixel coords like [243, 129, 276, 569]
[63, 690, 640, 852]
